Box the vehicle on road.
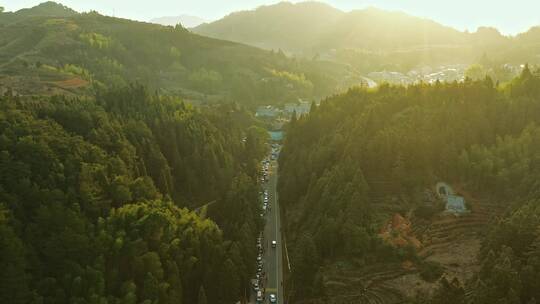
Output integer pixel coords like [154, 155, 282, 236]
[272, 240, 277, 248]
[251, 279, 259, 291]
[256, 290, 263, 303]
[269, 293, 277, 303]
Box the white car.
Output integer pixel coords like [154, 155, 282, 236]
[269, 293, 277, 303]
[271, 240, 277, 248]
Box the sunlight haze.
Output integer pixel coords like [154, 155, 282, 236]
[3, 0, 540, 303]
[2, 0, 540, 34]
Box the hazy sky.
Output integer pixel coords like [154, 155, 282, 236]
[3, 0, 540, 35]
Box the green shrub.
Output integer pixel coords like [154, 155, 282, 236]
[419, 261, 444, 282]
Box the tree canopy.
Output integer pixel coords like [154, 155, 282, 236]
[279, 69, 540, 302]
[0, 85, 268, 304]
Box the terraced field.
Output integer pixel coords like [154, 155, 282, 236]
[418, 197, 506, 255]
[309, 189, 508, 303]
[309, 264, 409, 304]
[413, 193, 507, 284]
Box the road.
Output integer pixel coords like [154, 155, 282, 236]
[360, 76, 378, 88]
[251, 156, 284, 304]
[263, 158, 284, 303]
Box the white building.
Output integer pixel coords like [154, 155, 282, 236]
[284, 100, 311, 116]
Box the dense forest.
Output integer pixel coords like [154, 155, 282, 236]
[0, 2, 359, 105]
[3, 2, 540, 304]
[278, 68, 540, 303]
[0, 85, 269, 304]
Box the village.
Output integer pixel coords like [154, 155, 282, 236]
[367, 63, 524, 85]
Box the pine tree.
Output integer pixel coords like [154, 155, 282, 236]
[198, 286, 207, 304]
[291, 110, 298, 124]
[0, 217, 30, 304]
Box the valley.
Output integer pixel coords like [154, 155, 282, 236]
[1, 1, 540, 304]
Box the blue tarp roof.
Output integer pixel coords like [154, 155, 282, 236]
[446, 195, 467, 213]
[269, 131, 283, 141]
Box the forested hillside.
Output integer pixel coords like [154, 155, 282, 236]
[0, 1, 77, 24]
[0, 2, 358, 105]
[194, 2, 540, 72]
[0, 85, 268, 304]
[2, 2, 540, 304]
[194, 2, 465, 52]
[194, 2, 344, 52]
[278, 68, 540, 303]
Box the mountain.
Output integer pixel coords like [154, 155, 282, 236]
[0, 3, 359, 105]
[315, 7, 467, 50]
[194, 1, 343, 52]
[194, 1, 540, 72]
[150, 15, 206, 28]
[193, 2, 467, 53]
[0, 1, 77, 24]
[14, 1, 77, 17]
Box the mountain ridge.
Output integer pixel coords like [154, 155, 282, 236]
[0, 1, 78, 24]
[193, 1, 540, 73]
[150, 15, 207, 28]
[193, 1, 511, 53]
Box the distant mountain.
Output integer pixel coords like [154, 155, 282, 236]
[193, 2, 468, 53]
[194, 1, 540, 71]
[15, 1, 77, 17]
[0, 1, 78, 24]
[314, 7, 468, 50]
[193, 1, 343, 52]
[150, 15, 206, 28]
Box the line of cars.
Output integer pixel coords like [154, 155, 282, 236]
[253, 234, 278, 303]
[261, 159, 269, 184]
[252, 155, 277, 303]
[260, 159, 270, 216]
[270, 143, 280, 160]
[253, 233, 266, 303]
